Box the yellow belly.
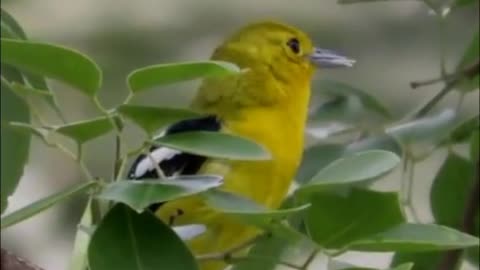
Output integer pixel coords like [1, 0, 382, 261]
[156, 107, 305, 270]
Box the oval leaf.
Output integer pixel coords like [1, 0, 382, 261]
[127, 61, 240, 93]
[315, 80, 391, 118]
[448, 114, 479, 144]
[305, 188, 405, 249]
[205, 190, 310, 226]
[351, 223, 479, 252]
[97, 175, 223, 212]
[0, 9, 27, 39]
[431, 153, 475, 227]
[1, 181, 97, 229]
[118, 105, 202, 135]
[88, 204, 198, 270]
[386, 109, 457, 144]
[55, 116, 114, 144]
[1, 38, 101, 96]
[1, 77, 30, 213]
[298, 150, 400, 192]
[154, 131, 270, 160]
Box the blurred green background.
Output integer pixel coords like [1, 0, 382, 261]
[1, 0, 478, 269]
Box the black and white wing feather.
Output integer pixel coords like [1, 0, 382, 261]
[128, 115, 221, 180]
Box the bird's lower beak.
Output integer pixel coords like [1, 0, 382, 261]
[309, 47, 355, 68]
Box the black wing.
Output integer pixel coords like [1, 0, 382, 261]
[127, 115, 221, 180]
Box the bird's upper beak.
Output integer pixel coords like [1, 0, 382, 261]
[309, 47, 355, 68]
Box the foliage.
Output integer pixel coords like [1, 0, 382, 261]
[0, 1, 479, 270]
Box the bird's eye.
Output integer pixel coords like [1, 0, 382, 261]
[286, 38, 300, 54]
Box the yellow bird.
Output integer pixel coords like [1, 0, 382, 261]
[128, 20, 354, 270]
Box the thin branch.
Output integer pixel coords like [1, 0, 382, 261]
[410, 61, 480, 89]
[113, 135, 122, 180]
[300, 249, 319, 270]
[437, 161, 480, 270]
[410, 61, 479, 118]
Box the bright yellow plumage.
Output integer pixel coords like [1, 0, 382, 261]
[155, 20, 354, 270]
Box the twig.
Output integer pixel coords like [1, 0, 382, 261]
[410, 61, 478, 118]
[113, 135, 121, 179]
[300, 249, 319, 270]
[196, 234, 266, 261]
[437, 161, 480, 270]
[410, 61, 480, 89]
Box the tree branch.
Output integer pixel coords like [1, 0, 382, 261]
[410, 61, 480, 89]
[412, 61, 480, 118]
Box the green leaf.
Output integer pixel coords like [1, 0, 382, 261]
[1, 181, 97, 229]
[88, 204, 198, 270]
[204, 190, 310, 227]
[386, 109, 457, 145]
[0, 9, 27, 39]
[470, 130, 479, 162]
[454, 0, 479, 7]
[97, 176, 222, 212]
[448, 114, 479, 144]
[305, 188, 405, 249]
[55, 116, 114, 144]
[296, 134, 402, 185]
[431, 153, 475, 227]
[346, 134, 403, 156]
[1, 38, 102, 96]
[68, 199, 93, 270]
[391, 252, 441, 270]
[394, 153, 477, 268]
[391, 263, 414, 270]
[315, 80, 391, 118]
[117, 105, 202, 135]
[456, 30, 479, 92]
[351, 223, 479, 252]
[296, 144, 345, 184]
[127, 61, 240, 93]
[7, 81, 52, 99]
[155, 131, 270, 160]
[231, 236, 290, 270]
[298, 150, 400, 193]
[1, 77, 30, 213]
[0, 11, 58, 110]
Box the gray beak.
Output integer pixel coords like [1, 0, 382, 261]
[310, 47, 355, 68]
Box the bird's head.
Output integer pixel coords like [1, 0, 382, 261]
[212, 20, 355, 82]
